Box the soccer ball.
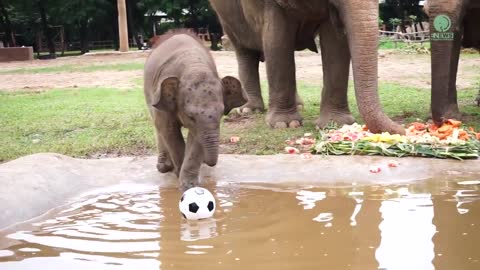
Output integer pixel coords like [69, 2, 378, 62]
[179, 187, 216, 220]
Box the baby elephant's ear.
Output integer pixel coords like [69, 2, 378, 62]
[153, 77, 179, 111]
[221, 76, 248, 115]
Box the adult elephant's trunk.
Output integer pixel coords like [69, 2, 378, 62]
[199, 129, 220, 167]
[336, 0, 405, 135]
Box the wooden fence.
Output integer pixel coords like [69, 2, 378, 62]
[379, 30, 430, 48]
[65, 40, 138, 51]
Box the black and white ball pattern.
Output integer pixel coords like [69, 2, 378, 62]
[179, 187, 216, 220]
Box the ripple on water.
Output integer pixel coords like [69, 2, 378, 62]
[17, 248, 41, 253]
[0, 250, 14, 258]
[2, 185, 163, 268]
[1, 180, 480, 270]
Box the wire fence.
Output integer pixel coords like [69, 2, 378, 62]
[34, 30, 432, 54]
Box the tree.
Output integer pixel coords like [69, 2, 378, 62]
[140, 0, 222, 49]
[2, 0, 223, 53]
[141, 0, 184, 27]
[52, 0, 113, 54]
[204, 10, 222, 50]
[380, 0, 425, 32]
[37, 0, 56, 58]
[126, 0, 149, 50]
[389, 18, 402, 32]
[117, 0, 129, 52]
[0, 0, 15, 46]
[408, 15, 418, 31]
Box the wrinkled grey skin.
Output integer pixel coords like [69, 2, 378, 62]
[144, 33, 247, 190]
[209, 0, 404, 134]
[425, 0, 480, 125]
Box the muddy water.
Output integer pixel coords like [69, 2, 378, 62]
[0, 179, 479, 270]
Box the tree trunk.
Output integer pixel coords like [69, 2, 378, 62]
[173, 11, 182, 27]
[37, 0, 56, 58]
[117, 0, 129, 52]
[112, 2, 119, 50]
[209, 33, 220, 51]
[396, 3, 405, 31]
[0, 9, 6, 46]
[0, 0, 15, 47]
[126, 0, 142, 50]
[207, 14, 223, 51]
[187, 9, 200, 33]
[79, 20, 89, 54]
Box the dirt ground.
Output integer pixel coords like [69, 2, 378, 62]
[0, 50, 478, 91]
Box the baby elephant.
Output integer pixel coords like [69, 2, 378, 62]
[144, 30, 247, 190]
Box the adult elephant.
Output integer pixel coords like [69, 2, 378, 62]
[425, 0, 480, 125]
[209, 0, 404, 134]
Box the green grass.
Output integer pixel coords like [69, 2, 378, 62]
[0, 65, 75, 74]
[379, 40, 432, 54]
[1, 83, 479, 162]
[34, 48, 141, 59]
[221, 82, 479, 155]
[77, 62, 144, 72]
[379, 40, 409, 50]
[0, 62, 145, 75]
[0, 87, 155, 162]
[379, 39, 431, 50]
[459, 52, 480, 59]
[378, 40, 480, 58]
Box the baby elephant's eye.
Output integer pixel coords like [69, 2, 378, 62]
[188, 115, 196, 122]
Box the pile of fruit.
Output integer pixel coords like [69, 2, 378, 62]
[286, 120, 480, 160]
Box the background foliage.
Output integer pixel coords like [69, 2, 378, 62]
[0, 0, 425, 56]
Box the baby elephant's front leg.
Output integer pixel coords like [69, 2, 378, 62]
[179, 132, 204, 190]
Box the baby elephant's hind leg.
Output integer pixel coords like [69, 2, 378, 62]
[151, 111, 185, 176]
[155, 132, 174, 173]
[157, 152, 173, 173]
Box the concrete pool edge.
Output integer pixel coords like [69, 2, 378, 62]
[1, 153, 479, 230]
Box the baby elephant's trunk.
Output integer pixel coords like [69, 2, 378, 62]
[200, 130, 220, 167]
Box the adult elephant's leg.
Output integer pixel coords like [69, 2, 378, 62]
[263, 2, 302, 128]
[430, 21, 464, 124]
[445, 35, 461, 119]
[296, 92, 304, 111]
[315, 20, 355, 128]
[235, 47, 264, 113]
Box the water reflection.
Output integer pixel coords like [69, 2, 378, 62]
[296, 190, 326, 210]
[376, 188, 435, 270]
[433, 184, 480, 270]
[0, 180, 479, 269]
